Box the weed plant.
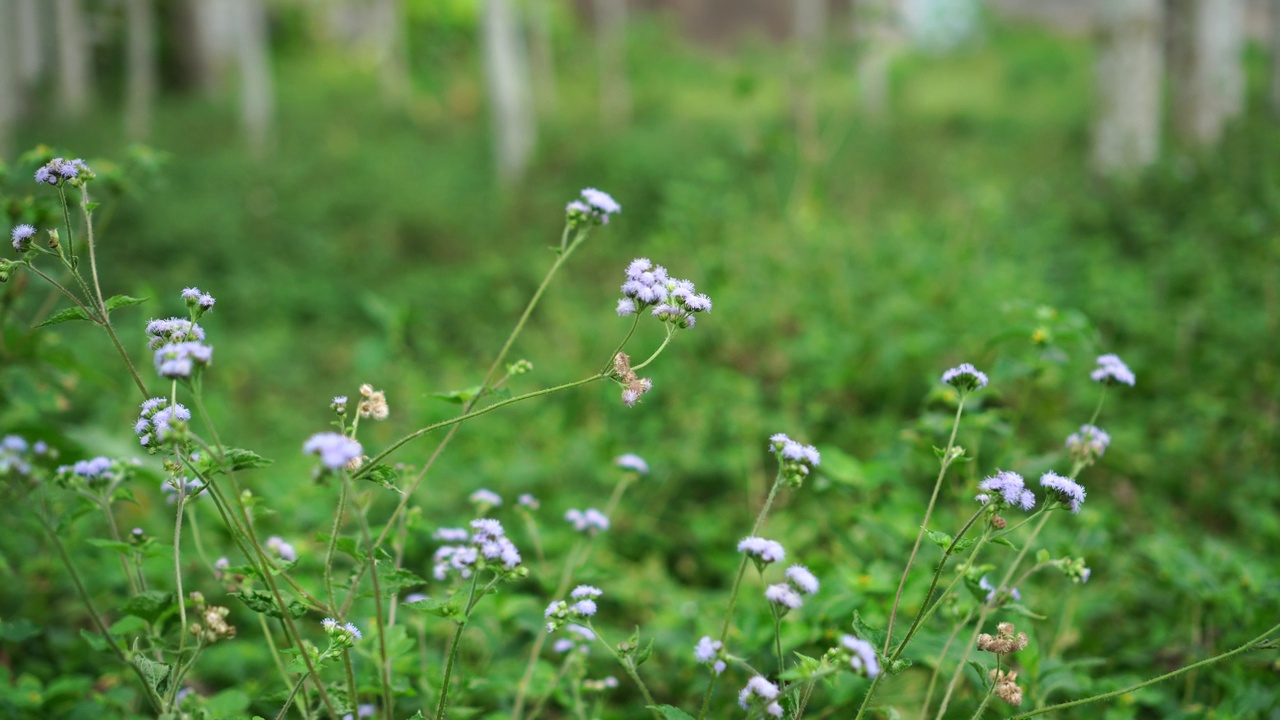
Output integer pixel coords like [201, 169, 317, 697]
[1, 146, 1276, 719]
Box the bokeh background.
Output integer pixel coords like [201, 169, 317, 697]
[1, 0, 1279, 717]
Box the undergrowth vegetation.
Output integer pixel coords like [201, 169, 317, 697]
[1, 16, 1278, 720]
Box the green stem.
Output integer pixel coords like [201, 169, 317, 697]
[628, 326, 675, 372]
[435, 572, 482, 720]
[352, 483, 395, 719]
[323, 479, 349, 612]
[587, 623, 660, 717]
[511, 539, 589, 719]
[1008, 620, 1280, 718]
[920, 607, 976, 718]
[527, 654, 576, 720]
[167, 496, 189, 708]
[968, 658, 998, 720]
[23, 264, 102, 321]
[883, 398, 967, 654]
[275, 673, 311, 720]
[697, 474, 786, 720]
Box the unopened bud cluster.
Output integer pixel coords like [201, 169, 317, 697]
[545, 585, 603, 632]
[188, 592, 236, 644]
[769, 433, 820, 486]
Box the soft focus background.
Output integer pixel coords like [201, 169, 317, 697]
[1, 0, 1279, 718]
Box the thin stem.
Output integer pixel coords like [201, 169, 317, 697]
[1007, 620, 1280, 718]
[968, 658, 998, 720]
[628, 326, 675, 372]
[352, 483, 395, 719]
[324, 479, 349, 611]
[23, 265, 101, 321]
[773, 614, 785, 676]
[434, 572, 481, 720]
[343, 652, 359, 720]
[511, 539, 588, 719]
[697, 475, 786, 720]
[587, 623, 659, 716]
[884, 398, 967, 654]
[168, 495, 189, 708]
[527, 654, 576, 720]
[275, 674, 311, 720]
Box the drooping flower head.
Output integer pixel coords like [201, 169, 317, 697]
[942, 362, 989, 393]
[976, 470, 1036, 512]
[1091, 353, 1135, 387]
[1039, 471, 1086, 513]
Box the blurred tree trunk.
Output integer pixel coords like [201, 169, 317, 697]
[482, 0, 536, 183]
[0, 0, 17, 158]
[371, 0, 410, 104]
[853, 0, 900, 119]
[1272, 0, 1280, 117]
[187, 0, 236, 95]
[125, 0, 157, 140]
[594, 0, 631, 128]
[790, 0, 825, 218]
[528, 0, 559, 115]
[54, 0, 92, 118]
[1167, 0, 1244, 147]
[1092, 0, 1163, 176]
[16, 0, 44, 89]
[233, 0, 274, 156]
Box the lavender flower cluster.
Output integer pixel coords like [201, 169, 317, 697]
[545, 585, 603, 631]
[975, 470, 1036, 511]
[135, 397, 191, 447]
[1, 434, 49, 477]
[34, 157, 91, 185]
[432, 518, 523, 581]
[1066, 424, 1111, 463]
[566, 188, 622, 226]
[769, 432, 821, 485]
[738, 675, 782, 717]
[942, 362, 989, 392]
[302, 432, 363, 471]
[615, 258, 712, 330]
[1091, 353, 1135, 386]
[565, 507, 610, 533]
[10, 224, 36, 252]
[693, 636, 726, 675]
[764, 564, 821, 611]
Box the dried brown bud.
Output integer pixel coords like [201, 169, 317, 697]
[990, 669, 1024, 706]
[990, 515, 1007, 529]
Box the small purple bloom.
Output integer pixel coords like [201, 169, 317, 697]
[841, 635, 881, 678]
[302, 432, 362, 470]
[615, 453, 649, 474]
[1091, 353, 1135, 387]
[1040, 471, 1087, 513]
[11, 224, 36, 252]
[738, 536, 786, 564]
[764, 583, 803, 610]
[977, 470, 1036, 511]
[942, 362, 989, 392]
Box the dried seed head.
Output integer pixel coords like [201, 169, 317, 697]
[990, 669, 1023, 706]
[991, 515, 1007, 529]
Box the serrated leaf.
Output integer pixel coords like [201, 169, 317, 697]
[887, 656, 912, 676]
[205, 688, 251, 715]
[648, 706, 696, 720]
[335, 536, 363, 560]
[122, 591, 174, 624]
[231, 590, 307, 619]
[375, 564, 428, 596]
[952, 536, 977, 552]
[85, 538, 133, 555]
[634, 637, 655, 666]
[966, 660, 988, 685]
[362, 463, 398, 488]
[927, 530, 953, 549]
[104, 294, 147, 312]
[221, 447, 273, 472]
[409, 599, 463, 621]
[35, 305, 93, 328]
[132, 655, 172, 697]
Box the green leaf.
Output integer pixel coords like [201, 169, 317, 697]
[230, 590, 307, 619]
[122, 591, 174, 624]
[634, 637, 655, 666]
[221, 447, 273, 472]
[375, 564, 428, 596]
[814, 446, 864, 486]
[34, 305, 92, 329]
[103, 294, 147, 312]
[407, 599, 463, 621]
[85, 538, 133, 555]
[1005, 603, 1048, 621]
[132, 655, 172, 697]
[966, 660, 988, 685]
[362, 463, 399, 489]
[989, 537, 1017, 550]
[926, 530, 953, 549]
[79, 628, 112, 652]
[0, 618, 42, 643]
[85, 201, 102, 213]
[648, 706, 696, 720]
[205, 688, 251, 716]
[886, 656, 912, 676]
[432, 385, 483, 404]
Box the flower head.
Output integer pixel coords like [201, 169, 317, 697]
[979, 575, 1021, 604]
[942, 362, 989, 392]
[154, 341, 214, 379]
[1066, 424, 1111, 463]
[765, 582, 803, 610]
[518, 493, 539, 510]
[615, 453, 649, 474]
[738, 676, 780, 711]
[977, 470, 1036, 511]
[135, 398, 192, 447]
[11, 224, 35, 252]
[303, 432, 363, 471]
[145, 317, 206, 350]
[1091, 353, 1135, 386]
[840, 635, 881, 678]
[785, 565, 820, 595]
[266, 536, 298, 563]
[769, 432, 820, 486]
[616, 259, 711, 330]
[1040, 471, 1086, 513]
[565, 508, 610, 533]
[737, 536, 786, 564]
[567, 188, 621, 226]
[358, 383, 389, 420]
[34, 157, 91, 185]
[469, 489, 502, 507]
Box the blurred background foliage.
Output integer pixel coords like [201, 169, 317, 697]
[1, 1, 1278, 718]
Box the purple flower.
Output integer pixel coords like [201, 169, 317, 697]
[694, 635, 722, 664]
[567, 188, 621, 225]
[1040, 471, 1086, 513]
[785, 565, 820, 595]
[302, 432, 362, 470]
[571, 599, 598, 616]
[181, 287, 202, 300]
[977, 470, 1036, 511]
[942, 362, 989, 392]
[518, 493, 539, 509]
[841, 635, 881, 678]
[1066, 424, 1111, 462]
[11, 224, 36, 252]
[738, 676, 780, 710]
[571, 585, 603, 599]
[1091, 353, 1135, 387]
[615, 453, 649, 474]
[469, 489, 502, 507]
[979, 575, 1021, 604]
[267, 536, 298, 563]
[145, 317, 206, 349]
[566, 508, 610, 533]
[135, 398, 191, 446]
[616, 259, 710, 329]
[154, 341, 213, 379]
[738, 536, 786, 564]
[765, 583, 803, 610]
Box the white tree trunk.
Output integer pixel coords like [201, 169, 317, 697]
[1271, 0, 1280, 117]
[1092, 0, 1163, 176]
[482, 0, 536, 183]
[54, 0, 92, 117]
[791, 0, 825, 217]
[371, 0, 410, 104]
[15, 0, 43, 88]
[125, 0, 157, 140]
[528, 0, 559, 114]
[0, 0, 17, 158]
[233, 0, 274, 156]
[191, 0, 237, 94]
[1168, 0, 1245, 147]
[593, 0, 630, 128]
[854, 0, 901, 119]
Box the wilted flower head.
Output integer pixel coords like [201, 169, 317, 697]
[1066, 424, 1111, 463]
[840, 635, 881, 678]
[615, 453, 649, 474]
[977, 621, 1030, 656]
[358, 383, 389, 420]
[1091, 353, 1135, 386]
[942, 362, 989, 392]
[565, 507, 610, 533]
[303, 432, 362, 471]
[11, 224, 35, 252]
[738, 536, 786, 564]
[976, 470, 1036, 511]
[1040, 471, 1086, 513]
